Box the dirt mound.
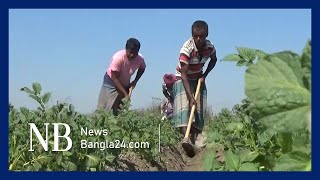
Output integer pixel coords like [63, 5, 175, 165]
[106, 142, 206, 171]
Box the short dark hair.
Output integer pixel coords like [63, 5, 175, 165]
[192, 20, 208, 36]
[126, 38, 141, 51]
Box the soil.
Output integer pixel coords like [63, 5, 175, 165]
[106, 134, 208, 171]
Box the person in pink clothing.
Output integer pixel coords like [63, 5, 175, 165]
[97, 38, 146, 115]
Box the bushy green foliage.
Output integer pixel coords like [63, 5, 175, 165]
[203, 40, 311, 171]
[9, 84, 180, 171]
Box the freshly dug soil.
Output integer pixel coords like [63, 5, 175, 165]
[106, 137, 208, 171]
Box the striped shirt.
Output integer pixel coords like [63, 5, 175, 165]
[176, 38, 215, 79]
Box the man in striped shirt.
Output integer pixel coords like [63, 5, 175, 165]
[173, 20, 217, 152]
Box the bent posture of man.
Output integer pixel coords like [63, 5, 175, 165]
[173, 20, 217, 151]
[97, 38, 146, 115]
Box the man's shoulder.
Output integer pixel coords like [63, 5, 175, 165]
[138, 53, 144, 59]
[181, 38, 194, 50]
[113, 49, 126, 57]
[135, 53, 144, 63]
[112, 50, 126, 61]
[183, 38, 193, 46]
[205, 40, 214, 49]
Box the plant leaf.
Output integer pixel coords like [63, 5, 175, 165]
[29, 94, 41, 103]
[203, 149, 216, 171]
[222, 54, 242, 62]
[63, 151, 73, 157]
[42, 92, 51, 104]
[239, 150, 259, 162]
[20, 87, 34, 94]
[277, 132, 293, 153]
[257, 129, 276, 145]
[270, 51, 303, 87]
[236, 59, 247, 67]
[32, 82, 42, 95]
[245, 54, 311, 132]
[225, 122, 238, 131]
[255, 49, 268, 59]
[292, 132, 310, 154]
[236, 47, 256, 61]
[62, 161, 77, 171]
[105, 154, 116, 163]
[301, 40, 311, 90]
[56, 154, 63, 165]
[20, 107, 29, 117]
[239, 162, 259, 171]
[85, 154, 100, 167]
[274, 151, 311, 171]
[224, 149, 240, 171]
[37, 155, 53, 164]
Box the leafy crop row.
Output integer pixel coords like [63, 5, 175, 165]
[9, 85, 180, 171]
[203, 40, 311, 171]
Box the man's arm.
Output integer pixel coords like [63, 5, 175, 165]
[203, 51, 217, 79]
[162, 84, 171, 100]
[130, 68, 145, 89]
[180, 63, 196, 109]
[110, 70, 129, 98]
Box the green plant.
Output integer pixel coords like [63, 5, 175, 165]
[203, 40, 311, 171]
[9, 83, 180, 171]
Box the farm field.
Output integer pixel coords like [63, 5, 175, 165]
[9, 41, 311, 171]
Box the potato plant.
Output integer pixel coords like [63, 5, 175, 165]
[9, 84, 180, 171]
[203, 40, 311, 171]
